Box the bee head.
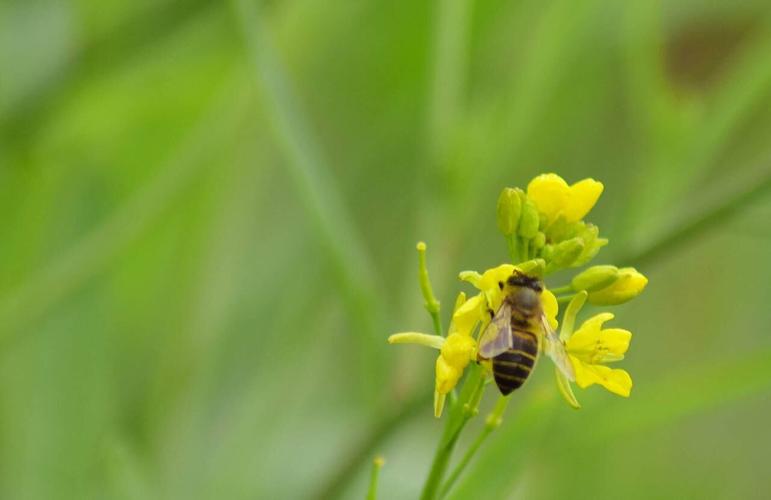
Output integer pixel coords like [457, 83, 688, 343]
[506, 271, 543, 293]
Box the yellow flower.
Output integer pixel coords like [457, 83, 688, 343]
[566, 312, 632, 397]
[527, 173, 603, 224]
[388, 291, 480, 418]
[391, 263, 559, 416]
[587, 267, 648, 305]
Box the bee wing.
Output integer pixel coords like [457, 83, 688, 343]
[541, 315, 575, 381]
[478, 302, 513, 359]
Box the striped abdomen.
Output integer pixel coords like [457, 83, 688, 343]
[492, 322, 538, 395]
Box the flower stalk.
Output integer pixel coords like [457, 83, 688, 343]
[439, 396, 509, 498]
[366, 456, 385, 500]
[417, 242, 443, 336]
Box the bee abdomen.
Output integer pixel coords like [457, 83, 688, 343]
[492, 330, 538, 395]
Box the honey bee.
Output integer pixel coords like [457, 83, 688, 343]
[478, 271, 575, 395]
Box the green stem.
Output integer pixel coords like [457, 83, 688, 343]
[420, 366, 486, 500]
[366, 456, 385, 500]
[506, 235, 520, 264]
[620, 164, 771, 268]
[549, 284, 573, 295]
[519, 238, 529, 264]
[416, 242, 444, 336]
[439, 396, 509, 498]
[556, 293, 578, 305]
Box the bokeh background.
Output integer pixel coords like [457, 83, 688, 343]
[1, 1, 771, 499]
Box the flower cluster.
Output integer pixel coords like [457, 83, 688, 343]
[389, 173, 648, 417]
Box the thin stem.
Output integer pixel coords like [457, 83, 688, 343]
[506, 235, 520, 264]
[417, 242, 444, 336]
[519, 238, 529, 265]
[420, 366, 486, 500]
[366, 456, 385, 500]
[556, 293, 578, 305]
[549, 284, 573, 295]
[313, 388, 429, 499]
[439, 396, 509, 498]
[619, 164, 771, 268]
[230, 0, 385, 397]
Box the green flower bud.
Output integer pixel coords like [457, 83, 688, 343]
[572, 223, 607, 267]
[518, 196, 540, 239]
[549, 237, 584, 269]
[571, 265, 620, 292]
[588, 267, 648, 305]
[541, 244, 555, 262]
[496, 187, 522, 236]
[533, 231, 546, 250]
[518, 258, 545, 277]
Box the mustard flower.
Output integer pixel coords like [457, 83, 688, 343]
[566, 313, 633, 396]
[527, 173, 604, 225]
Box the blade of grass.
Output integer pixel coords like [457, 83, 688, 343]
[618, 163, 771, 267]
[229, 0, 385, 399]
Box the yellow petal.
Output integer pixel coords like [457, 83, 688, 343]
[570, 355, 632, 397]
[458, 271, 482, 288]
[527, 173, 570, 221]
[434, 391, 446, 418]
[478, 264, 516, 292]
[452, 294, 484, 336]
[440, 333, 476, 367]
[554, 367, 581, 409]
[599, 328, 633, 358]
[541, 288, 559, 330]
[435, 356, 462, 394]
[563, 178, 603, 223]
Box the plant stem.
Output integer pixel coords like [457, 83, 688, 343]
[556, 293, 578, 305]
[439, 396, 509, 498]
[416, 242, 444, 336]
[420, 365, 486, 500]
[619, 164, 771, 268]
[549, 284, 573, 295]
[507, 235, 520, 264]
[366, 456, 385, 500]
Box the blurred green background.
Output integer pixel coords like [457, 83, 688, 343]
[1, 0, 771, 499]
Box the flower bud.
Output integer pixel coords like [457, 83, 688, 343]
[496, 187, 522, 236]
[588, 267, 648, 305]
[572, 223, 607, 267]
[549, 237, 584, 269]
[518, 258, 545, 276]
[571, 265, 620, 292]
[533, 231, 546, 251]
[517, 196, 540, 239]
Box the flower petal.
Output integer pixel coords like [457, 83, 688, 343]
[570, 355, 632, 397]
[541, 288, 559, 330]
[440, 333, 476, 367]
[435, 356, 462, 394]
[564, 178, 603, 223]
[452, 294, 484, 336]
[478, 264, 516, 291]
[527, 173, 570, 221]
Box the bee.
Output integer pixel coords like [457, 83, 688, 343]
[477, 271, 575, 395]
